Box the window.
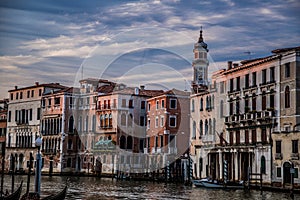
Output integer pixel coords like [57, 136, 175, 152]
[127, 114, 132, 127]
[295, 168, 299, 178]
[155, 117, 159, 128]
[48, 99, 52, 107]
[129, 99, 133, 108]
[20, 92, 23, 99]
[37, 108, 41, 120]
[191, 99, 195, 112]
[230, 78, 234, 92]
[285, 62, 290, 78]
[29, 109, 32, 121]
[161, 100, 165, 108]
[31, 90, 34, 97]
[270, 67, 275, 82]
[147, 119, 150, 129]
[39, 89, 42, 96]
[121, 99, 126, 107]
[121, 113, 126, 126]
[229, 99, 234, 115]
[236, 98, 240, 114]
[148, 103, 151, 111]
[262, 92, 266, 110]
[169, 116, 176, 127]
[141, 101, 146, 109]
[245, 130, 249, 144]
[276, 167, 282, 178]
[292, 140, 298, 153]
[236, 131, 240, 144]
[220, 81, 224, 93]
[140, 116, 145, 126]
[285, 86, 290, 108]
[160, 135, 164, 147]
[261, 156, 266, 174]
[252, 72, 256, 86]
[27, 91, 30, 98]
[16, 92, 19, 100]
[156, 100, 159, 110]
[199, 120, 203, 137]
[192, 121, 196, 139]
[55, 97, 60, 105]
[252, 129, 257, 143]
[160, 116, 164, 127]
[10, 93, 13, 100]
[261, 128, 267, 143]
[68, 139, 73, 149]
[270, 94, 275, 108]
[200, 98, 203, 111]
[236, 77, 240, 90]
[8, 111, 11, 122]
[252, 94, 256, 111]
[170, 99, 177, 109]
[245, 74, 249, 88]
[245, 95, 249, 112]
[276, 141, 281, 153]
[229, 132, 234, 145]
[262, 69, 267, 84]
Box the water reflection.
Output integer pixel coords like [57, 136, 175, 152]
[2, 175, 297, 200]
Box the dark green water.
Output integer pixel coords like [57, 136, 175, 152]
[2, 175, 298, 200]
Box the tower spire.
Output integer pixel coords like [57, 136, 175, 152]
[198, 26, 203, 43]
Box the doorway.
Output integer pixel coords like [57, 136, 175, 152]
[283, 162, 291, 184]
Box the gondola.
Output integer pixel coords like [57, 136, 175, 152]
[41, 185, 67, 200]
[0, 181, 23, 200]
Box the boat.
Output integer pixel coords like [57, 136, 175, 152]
[41, 185, 67, 200]
[193, 178, 244, 189]
[1, 181, 23, 200]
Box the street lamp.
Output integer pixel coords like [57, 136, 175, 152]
[35, 136, 42, 196]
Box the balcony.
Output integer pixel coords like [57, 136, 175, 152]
[291, 153, 299, 160]
[275, 153, 282, 160]
[202, 134, 215, 143]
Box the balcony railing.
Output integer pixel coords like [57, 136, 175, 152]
[291, 153, 299, 160]
[275, 153, 282, 160]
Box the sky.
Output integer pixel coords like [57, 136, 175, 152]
[0, 0, 299, 98]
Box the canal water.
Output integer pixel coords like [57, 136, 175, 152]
[2, 175, 298, 200]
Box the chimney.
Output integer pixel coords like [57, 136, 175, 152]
[140, 85, 145, 91]
[227, 61, 232, 70]
[35, 82, 39, 86]
[233, 63, 239, 68]
[15, 86, 18, 90]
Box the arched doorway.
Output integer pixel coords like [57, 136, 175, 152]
[283, 162, 292, 184]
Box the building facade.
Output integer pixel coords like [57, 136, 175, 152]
[5, 82, 67, 173]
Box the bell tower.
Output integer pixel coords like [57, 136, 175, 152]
[192, 27, 209, 93]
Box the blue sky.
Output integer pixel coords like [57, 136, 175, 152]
[0, 0, 299, 98]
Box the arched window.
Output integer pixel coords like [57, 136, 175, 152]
[128, 113, 133, 127]
[121, 113, 126, 126]
[191, 99, 195, 112]
[68, 116, 74, 133]
[192, 121, 196, 139]
[68, 139, 72, 150]
[285, 86, 290, 108]
[261, 156, 266, 174]
[109, 114, 112, 128]
[236, 97, 240, 114]
[199, 120, 203, 137]
[206, 96, 209, 110]
[100, 115, 104, 128]
[127, 136, 133, 150]
[209, 119, 212, 135]
[262, 91, 267, 110]
[212, 95, 214, 109]
[120, 135, 126, 149]
[105, 114, 109, 127]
